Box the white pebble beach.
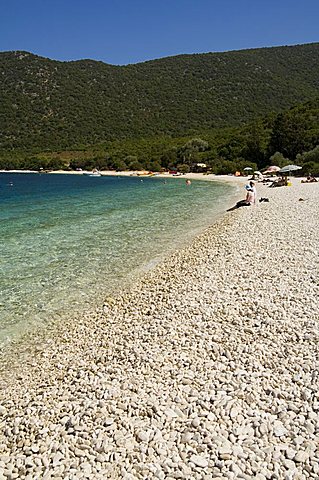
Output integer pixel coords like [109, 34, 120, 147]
[0, 177, 318, 480]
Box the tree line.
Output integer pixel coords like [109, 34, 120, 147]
[1, 98, 318, 175]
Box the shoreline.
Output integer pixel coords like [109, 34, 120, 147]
[1, 179, 318, 478]
[1, 168, 248, 184]
[53, 170, 250, 189]
[0, 175, 242, 353]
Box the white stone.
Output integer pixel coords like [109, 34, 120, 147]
[294, 451, 309, 463]
[189, 455, 209, 468]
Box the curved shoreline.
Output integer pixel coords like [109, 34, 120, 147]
[1, 179, 318, 479]
[0, 176, 242, 376]
[0, 175, 241, 353]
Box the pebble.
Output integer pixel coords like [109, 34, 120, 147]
[189, 455, 209, 468]
[0, 180, 318, 479]
[273, 421, 288, 437]
[294, 451, 309, 463]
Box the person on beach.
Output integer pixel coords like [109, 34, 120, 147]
[301, 174, 317, 183]
[227, 185, 255, 212]
[249, 181, 257, 204]
[270, 175, 288, 187]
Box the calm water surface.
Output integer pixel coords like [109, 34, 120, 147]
[0, 173, 236, 346]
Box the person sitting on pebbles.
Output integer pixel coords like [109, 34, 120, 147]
[227, 185, 255, 211]
[249, 181, 257, 204]
[301, 174, 318, 183]
[270, 175, 288, 187]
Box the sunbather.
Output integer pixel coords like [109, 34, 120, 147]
[269, 176, 288, 187]
[227, 186, 255, 211]
[301, 175, 317, 183]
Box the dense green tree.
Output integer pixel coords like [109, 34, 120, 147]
[300, 161, 319, 176]
[298, 145, 319, 163]
[176, 164, 190, 173]
[111, 159, 128, 171]
[46, 157, 66, 170]
[128, 159, 143, 171]
[1, 43, 319, 151]
[216, 138, 243, 162]
[177, 139, 206, 165]
[241, 122, 267, 167]
[268, 112, 309, 159]
[160, 149, 178, 169]
[147, 160, 162, 172]
[268, 151, 289, 167]
[212, 160, 238, 175]
[296, 146, 319, 175]
[182, 138, 209, 152]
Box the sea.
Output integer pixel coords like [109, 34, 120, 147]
[0, 173, 237, 348]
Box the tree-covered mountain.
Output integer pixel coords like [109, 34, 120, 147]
[1, 98, 319, 175]
[1, 43, 319, 151]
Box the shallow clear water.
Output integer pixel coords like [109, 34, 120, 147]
[0, 173, 236, 346]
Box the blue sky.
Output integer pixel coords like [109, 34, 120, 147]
[1, 0, 318, 65]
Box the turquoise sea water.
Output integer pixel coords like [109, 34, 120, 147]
[0, 173, 236, 346]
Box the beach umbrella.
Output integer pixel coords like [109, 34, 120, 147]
[254, 171, 262, 175]
[264, 165, 280, 173]
[278, 165, 302, 174]
[243, 167, 253, 171]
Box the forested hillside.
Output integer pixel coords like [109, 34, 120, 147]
[1, 43, 319, 150]
[1, 98, 319, 175]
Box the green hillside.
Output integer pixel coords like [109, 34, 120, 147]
[1, 98, 319, 175]
[1, 43, 319, 150]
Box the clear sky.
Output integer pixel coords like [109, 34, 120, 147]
[1, 0, 318, 65]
